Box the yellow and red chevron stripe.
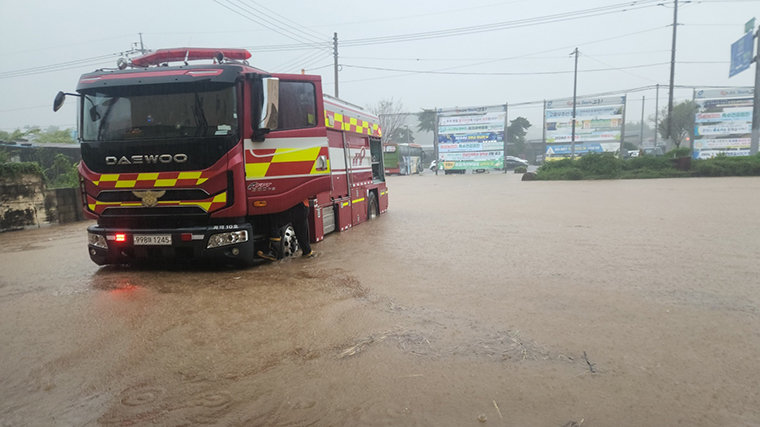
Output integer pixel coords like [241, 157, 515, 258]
[245, 146, 330, 179]
[91, 171, 211, 189]
[86, 192, 228, 214]
[325, 110, 381, 137]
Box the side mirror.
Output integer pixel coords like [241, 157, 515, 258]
[53, 91, 66, 112]
[258, 77, 279, 132]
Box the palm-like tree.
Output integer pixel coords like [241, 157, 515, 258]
[417, 109, 437, 133]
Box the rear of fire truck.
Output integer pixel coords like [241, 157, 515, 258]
[54, 48, 387, 266]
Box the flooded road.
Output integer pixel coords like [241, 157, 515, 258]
[2, 173, 760, 426]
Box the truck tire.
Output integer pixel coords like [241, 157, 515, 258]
[280, 224, 300, 257]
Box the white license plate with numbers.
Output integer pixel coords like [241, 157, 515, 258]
[133, 234, 172, 246]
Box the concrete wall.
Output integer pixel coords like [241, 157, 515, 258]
[45, 188, 84, 224]
[0, 174, 46, 231]
[1, 174, 84, 231]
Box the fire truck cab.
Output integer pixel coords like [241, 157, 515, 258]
[54, 48, 388, 265]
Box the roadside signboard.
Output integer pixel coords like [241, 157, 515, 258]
[544, 96, 625, 160]
[693, 88, 754, 159]
[437, 105, 507, 171]
[729, 31, 754, 77]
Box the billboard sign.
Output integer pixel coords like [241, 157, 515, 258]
[693, 87, 754, 159]
[437, 105, 507, 170]
[544, 96, 625, 160]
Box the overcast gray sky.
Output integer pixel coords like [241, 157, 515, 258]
[0, 0, 757, 136]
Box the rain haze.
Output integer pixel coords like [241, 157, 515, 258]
[3, 1, 760, 426]
[0, 0, 757, 135]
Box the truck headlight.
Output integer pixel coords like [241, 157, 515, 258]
[88, 233, 108, 249]
[207, 230, 248, 249]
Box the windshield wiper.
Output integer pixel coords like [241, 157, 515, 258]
[96, 97, 119, 140]
[193, 93, 208, 137]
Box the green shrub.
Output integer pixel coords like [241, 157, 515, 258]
[535, 163, 582, 180]
[0, 162, 43, 179]
[44, 154, 79, 188]
[538, 158, 574, 171]
[534, 151, 760, 181]
[692, 154, 760, 177]
[667, 147, 691, 158]
[513, 166, 527, 174]
[623, 155, 673, 171]
[576, 152, 621, 178]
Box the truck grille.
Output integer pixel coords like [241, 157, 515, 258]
[96, 189, 209, 202]
[98, 207, 209, 229]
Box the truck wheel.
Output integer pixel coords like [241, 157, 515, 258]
[280, 224, 300, 257]
[367, 192, 379, 220]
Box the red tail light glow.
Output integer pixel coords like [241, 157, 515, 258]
[115, 233, 127, 242]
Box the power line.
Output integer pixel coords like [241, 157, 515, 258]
[341, 62, 672, 76]
[0, 54, 119, 79]
[213, 0, 331, 49]
[246, 0, 662, 52]
[341, 1, 662, 47]
[1, 1, 665, 80]
[341, 50, 672, 62]
[339, 25, 670, 84]
[304, 63, 334, 72]
[275, 49, 332, 73]
[239, 0, 326, 42]
[583, 52, 659, 83]
[217, 0, 326, 45]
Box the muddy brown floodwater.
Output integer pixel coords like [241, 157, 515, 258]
[1, 173, 760, 426]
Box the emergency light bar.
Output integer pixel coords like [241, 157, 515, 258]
[130, 48, 252, 67]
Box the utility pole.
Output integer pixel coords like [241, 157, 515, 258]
[640, 95, 646, 147]
[654, 84, 660, 147]
[667, 0, 679, 144]
[571, 47, 579, 159]
[433, 108, 440, 176]
[751, 25, 760, 155]
[333, 32, 339, 98]
[503, 103, 509, 174]
[619, 95, 627, 159]
[542, 100, 547, 163]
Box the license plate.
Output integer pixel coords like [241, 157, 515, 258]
[133, 234, 172, 246]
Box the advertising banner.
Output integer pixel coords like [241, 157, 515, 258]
[437, 105, 507, 170]
[693, 88, 754, 159]
[545, 142, 620, 156]
[544, 96, 625, 159]
[695, 109, 752, 123]
[438, 132, 503, 153]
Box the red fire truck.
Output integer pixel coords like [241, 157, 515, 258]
[53, 47, 388, 265]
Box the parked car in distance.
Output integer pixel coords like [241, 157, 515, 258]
[640, 146, 665, 156]
[505, 156, 529, 169]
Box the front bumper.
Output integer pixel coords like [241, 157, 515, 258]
[86, 223, 256, 266]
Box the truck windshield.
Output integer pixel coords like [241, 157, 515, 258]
[81, 83, 237, 142]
